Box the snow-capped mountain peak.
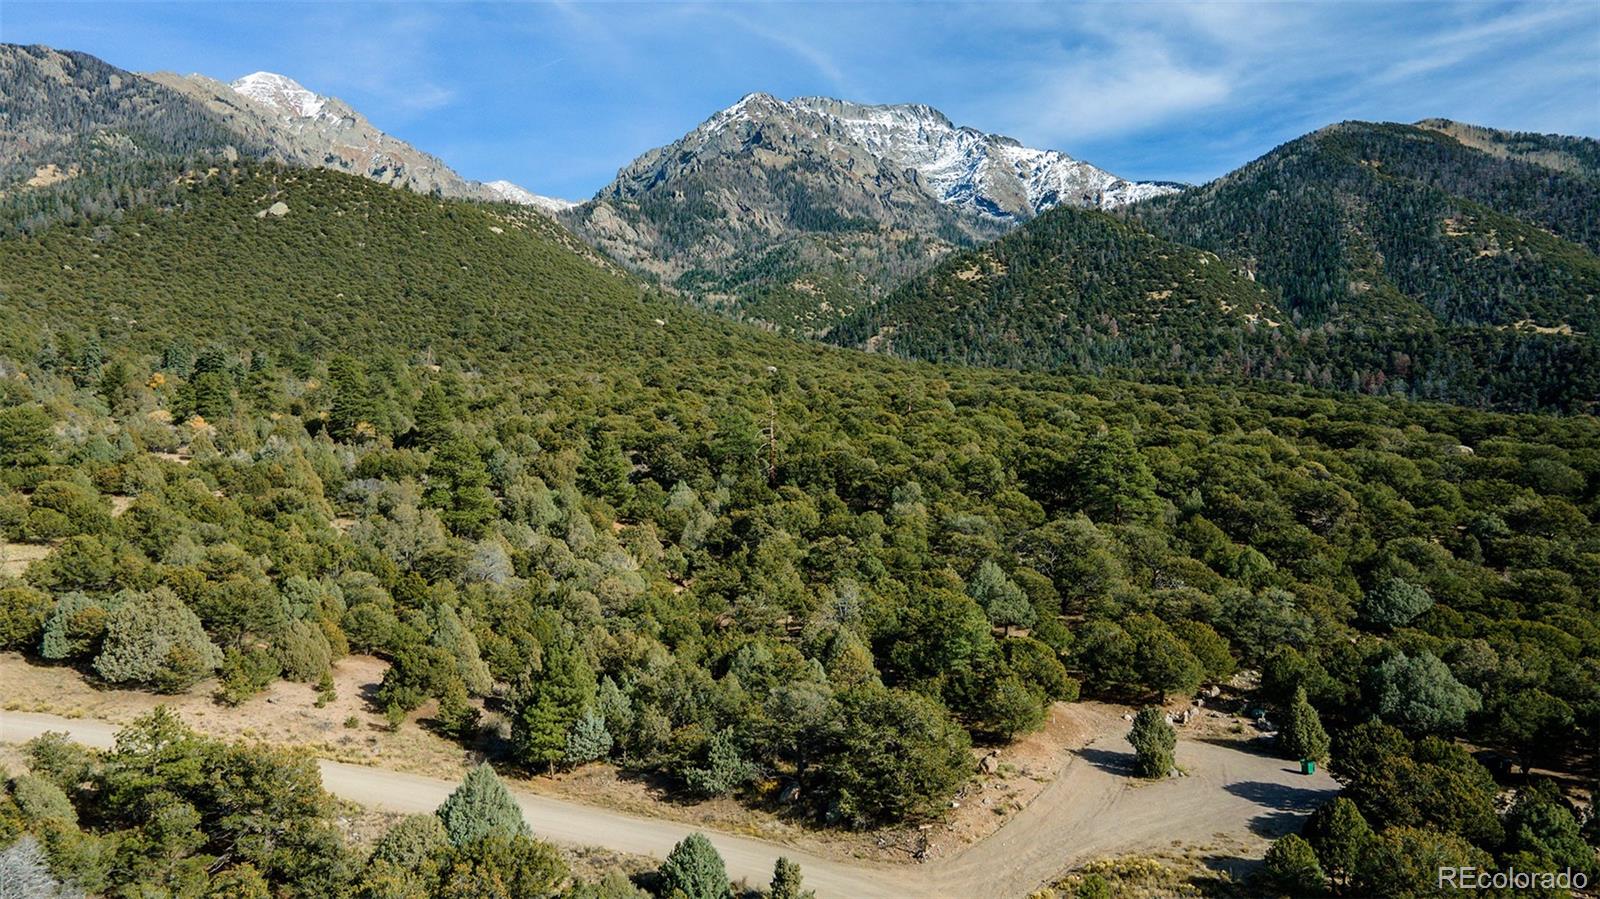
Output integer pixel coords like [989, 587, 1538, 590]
[671, 93, 1178, 222]
[786, 96, 1177, 218]
[231, 71, 327, 118]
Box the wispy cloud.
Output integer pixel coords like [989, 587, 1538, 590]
[1014, 47, 1232, 141]
[716, 8, 853, 96]
[5, 0, 1596, 197]
[288, 6, 458, 119]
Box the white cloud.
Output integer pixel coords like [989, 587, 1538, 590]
[985, 4, 1272, 145]
[1018, 48, 1232, 141]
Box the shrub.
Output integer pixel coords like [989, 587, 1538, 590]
[215, 647, 281, 706]
[39, 592, 109, 660]
[1359, 579, 1433, 630]
[0, 584, 52, 651]
[433, 834, 566, 899]
[272, 617, 332, 683]
[1261, 833, 1324, 896]
[1369, 650, 1480, 734]
[369, 814, 449, 868]
[92, 588, 222, 692]
[8, 774, 76, 826]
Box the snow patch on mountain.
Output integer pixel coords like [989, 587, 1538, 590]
[786, 96, 1178, 218]
[231, 72, 327, 119]
[679, 93, 1177, 220]
[485, 180, 575, 213]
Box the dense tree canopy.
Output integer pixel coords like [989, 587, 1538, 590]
[1, 161, 1596, 885]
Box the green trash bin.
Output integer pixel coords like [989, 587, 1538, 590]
[1300, 759, 1316, 775]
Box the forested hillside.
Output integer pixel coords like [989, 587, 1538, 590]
[0, 44, 271, 236]
[831, 202, 1289, 373]
[1130, 121, 1600, 330]
[836, 121, 1600, 412]
[2, 160, 1597, 896]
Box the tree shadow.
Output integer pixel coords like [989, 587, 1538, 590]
[1224, 779, 1333, 810]
[1200, 853, 1262, 883]
[1078, 746, 1137, 776]
[1246, 808, 1315, 838]
[1225, 779, 1336, 839]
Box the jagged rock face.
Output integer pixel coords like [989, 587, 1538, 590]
[565, 93, 1178, 331]
[149, 70, 490, 200]
[786, 96, 1179, 219]
[601, 93, 1175, 220]
[146, 70, 568, 211]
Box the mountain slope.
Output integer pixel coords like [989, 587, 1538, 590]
[148, 70, 564, 209]
[0, 45, 564, 234]
[0, 162, 673, 366]
[785, 97, 1178, 220]
[832, 203, 1288, 375]
[1416, 118, 1600, 179]
[837, 121, 1600, 411]
[0, 44, 259, 182]
[0, 44, 272, 234]
[1127, 121, 1600, 333]
[562, 93, 1174, 331]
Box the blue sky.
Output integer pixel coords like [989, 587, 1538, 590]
[5, 1, 1598, 199]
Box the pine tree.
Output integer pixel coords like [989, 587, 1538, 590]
[1128, 706, 1176, 779]
[510, 633, 596, 771]
[685, 729, 757, 798]
[1303, 797, 1373, 891]
[326, 354, 377, 441]
[435, 763, 528, 847]
[968, 560, 1035, 634]
[1068, 429, 1158, 525]
[578, 436, 634, 507]
[657, 833, 731, 899]
[563, 706, 613, 765]
[425, 436, 498, 538]
[1282, 686, 1331, 763]
[410, 381, 459, 449]
[768, 857, 815, 899]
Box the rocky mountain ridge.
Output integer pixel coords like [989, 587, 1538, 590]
[564, 92, 1175, 329]
[148, 69, 565, 209]
[784, 95, 1179, 219]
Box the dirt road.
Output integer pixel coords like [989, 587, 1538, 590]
[2, 709, 1337, 898]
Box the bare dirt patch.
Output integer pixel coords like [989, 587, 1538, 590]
[25, 164, 79, 188]
[916, 702, 1124, 861]
[0, 542, 53, 578]
[0, 652, 468, 775]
